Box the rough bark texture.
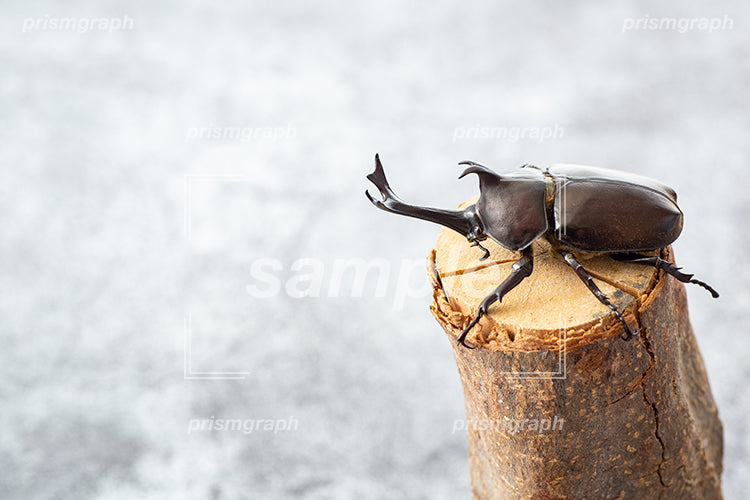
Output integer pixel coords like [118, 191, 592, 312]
[428, 224, 723, 499]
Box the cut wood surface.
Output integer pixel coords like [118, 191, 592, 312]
[427, 208, 723, 499]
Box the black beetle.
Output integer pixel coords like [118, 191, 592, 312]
[365, 154, 718, 348]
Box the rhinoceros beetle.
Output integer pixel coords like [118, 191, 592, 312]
[365, 154, 718, 348]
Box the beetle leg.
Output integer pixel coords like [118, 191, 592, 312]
[469, 239, 491, 260]
[557, 250, 638, 341]
[611, 253, 719, 298]
[457, 247, 534, 348]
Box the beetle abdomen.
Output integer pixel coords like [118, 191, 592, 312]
[551, 177, 683, 252]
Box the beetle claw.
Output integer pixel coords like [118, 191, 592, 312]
[457, 337, 477, 349]
[610, 253, 719, 299]
[457, 311, 484, 349]
[620, 326, 639, 341]
[477, 245, 490, 260]
[690, 279, 720, 298]
[469, 239, 491, 260]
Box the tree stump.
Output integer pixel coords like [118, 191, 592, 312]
[427, 216, 723, 499]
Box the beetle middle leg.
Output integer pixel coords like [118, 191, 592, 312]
[457, 247, 534, 348]
[556, 249, 638, 341]
[611, 253, 719, 298]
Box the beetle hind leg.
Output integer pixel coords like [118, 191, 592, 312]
[457, 247, 534, 348]
[557, 250, 638, 341]
[611, 253, 719, 298]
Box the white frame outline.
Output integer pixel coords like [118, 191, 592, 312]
[183, 175, 252, 380]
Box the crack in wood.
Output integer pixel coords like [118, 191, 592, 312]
[637, 319, 668, 491]
[438, 258, 518, 277]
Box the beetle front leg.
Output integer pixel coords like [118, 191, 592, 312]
[557, 250, 638, 341]
[611, 253, 719, 298]
[467, 226, 491, 260]
[457, 247, 534, 348]
[468, 239, 490, 260]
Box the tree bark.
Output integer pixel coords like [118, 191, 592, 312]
[428, 224, 723, 499]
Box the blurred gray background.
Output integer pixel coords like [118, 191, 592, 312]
[2, 0, 749, 498]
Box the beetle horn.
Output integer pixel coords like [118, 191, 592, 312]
[458, 161, 498, 180]
[458, 161, 504, 199]
[366, 154, 485, 239]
